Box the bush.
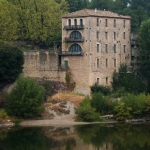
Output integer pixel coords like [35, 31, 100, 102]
[0, 43, 24, 82]
[91, 92, 115, 114]
[114, 102, 132, 121]
[91, 83, 111, 95]
[76, 97, 100, 122]
[122, 93, 146, 115]
[0, 109, 7, 119]
[5, 75, 45, 118]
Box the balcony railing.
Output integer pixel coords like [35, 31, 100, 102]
[64, 25, 84, 30]
[58, 51, 84, 56]
[65, 37, 84, 42]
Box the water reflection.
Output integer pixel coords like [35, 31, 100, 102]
[0, 123, 150, 150]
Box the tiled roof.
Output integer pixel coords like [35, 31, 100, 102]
[62, 9, 131, 19]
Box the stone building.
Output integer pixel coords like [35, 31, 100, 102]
[59, 9, 131, 95]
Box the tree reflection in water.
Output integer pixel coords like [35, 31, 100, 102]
[0, 124, 150, 150]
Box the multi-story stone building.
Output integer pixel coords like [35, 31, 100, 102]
[59, 9, 131, 95]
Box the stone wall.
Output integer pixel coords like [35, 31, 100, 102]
[23, 50, 65, 82]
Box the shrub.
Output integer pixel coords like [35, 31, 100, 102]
[91, 92, 115, 114]
[114, 102, 132, 121]
[5, 75, 45, 118]
[0, 43, 24, 82]
[76, 97, 100, 122]
[122, 93, 146, 115]
[0, 109, 7, 119]
[91, 83, 111, 95]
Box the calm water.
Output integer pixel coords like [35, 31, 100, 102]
[0, 123, 150, 150]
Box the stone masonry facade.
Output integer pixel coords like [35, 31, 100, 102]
[61, 9, 131, 95]
[23, 9, 131, 95]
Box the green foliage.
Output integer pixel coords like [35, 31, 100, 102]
[5, 75, 45, 118]
[0, 0, 18, 42]
[0, 43, 24, 82]
[76, 97, 100, 122]
[114, 102, 132, 121]
[112, 64, 146, 94]
[137, 19, 150, 93]
[0, 109, 7, 119]
[91, 83, 111, 95]
[4, 0, 68, 46]
[110, 87, 128, 98]
[122, 93, 146, 115]
[91, 92, 115, 114]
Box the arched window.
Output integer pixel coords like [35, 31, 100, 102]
[74, 19, 77, 26]
[69, 44, 82, 52]
[68, 19, 71, 26]
[80, 19, 83, 25]
[70, 31, 82, 39]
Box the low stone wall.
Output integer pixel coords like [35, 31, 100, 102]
[23, 50, 65, 82]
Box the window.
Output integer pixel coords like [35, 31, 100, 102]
[69, 44, 82, 52]
[114, 19, 116, 27]
[97, 44, 99, 53]
[114, 32, 116, 40]
[114, 44, 116, 53]
[123, 32, 125, 39]
[68, 19, 71, 26]
[114, 59, 116, 67]
[97, 78, 99, 84]
[64, 60, 68, 69]
[105, 19, 108, 27]
[80, 19, 83, 26]
[106, 59, 108, 67]
[70, 31, 82, 39]
[123, 20, 125, 28]
[106, 77, 108, 84]
[124, 45, 126, 53]
[97, 18, 99, 26]
[105, 32, 108, 40]
[105, 44, 108, 53]
[97, 31, 99, 39]
[97, 59, 99, 68]
[74, 19, 77, 26]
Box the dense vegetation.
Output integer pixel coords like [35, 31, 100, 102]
[5, 75, 45, 118]
[0, 0, 68, 47]
[0, 42, 24, 83]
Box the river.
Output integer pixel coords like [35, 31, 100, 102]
[0, 123, 150, 150]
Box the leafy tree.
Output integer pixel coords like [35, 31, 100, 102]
[137, 19, 150, 92]
[114, 102, 132, 121]
[112, 64, 146, 93]
[0, 43, 24, 82]
[0, 0, 18, 42]
[91, 83, 111, 95]
[6, 0, 68, 47]
[5, 75, 45, 118]
[65, 0, 87, 12]
[76, 97, 100, 122]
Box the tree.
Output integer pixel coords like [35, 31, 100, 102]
[6, 0, 68, 47]
[65, 0, 86, 12]
[5, 75, 45, 118]
[112, 64, 146, 93]
[0, 0, 18, 42]
[0, 43, 24, 83]
[138, 19, 150, 92]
